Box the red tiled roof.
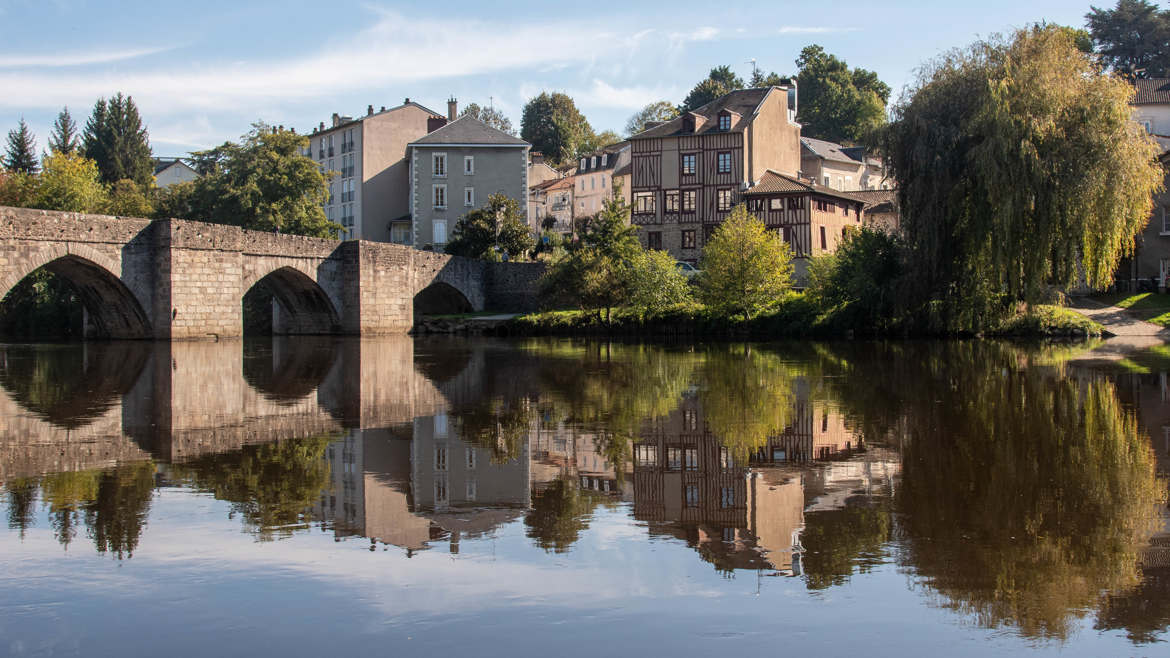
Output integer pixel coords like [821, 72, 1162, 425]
[1134, 78, 1170, 105]
[742, 170, 865, 205]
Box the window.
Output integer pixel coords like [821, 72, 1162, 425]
[591, 176, 596, 190]
[823, 175, 830, 187]
[789, 197, 804, 210]
[433, 184, 447, 208]
[665, 190, 680, 213]
[720, 447, 732, 469]
[717, 188, 733, 211]
[434, 412, 448, 437]
[647, 231, 662, 250]
[717, 151, 731, 174]
[466, 480, 477, 501]
[667, 447, 682, 471]
[464, 155, 474, 175]
[433, 219, 448, 244]
[681, 153, 696, 176]
[580, 158, 586, 170]
[684, 448, 698, 471]
[635, 444, 657, 467]
[434, 477, 448, 505]
[782, 226, 791, 243]
[633, 191, 656, 215]
[434, 446, 447, 471]
[432, 153, 447, 177]
[464, 187, 475, 207]
[722, 527, 736, 542]
[836, 176, 843, 190]
[844, 175, 852, 190]
[718, 113, 731, 131]
[720, 487, 735, 508]
[681, 189, 696, 213]
[682, 229, 695, 249]
[590, 156, 597, 168]
[580, 178, 585, 191]
[820, 226, 827, 250]
[328, 158, 334, 172]
[602, 154, 608, 166]
[1162, 207, 1170, 235]
[466, 447, 476, 470]
[685, 484, 699, 508]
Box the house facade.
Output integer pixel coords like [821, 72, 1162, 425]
[569, 143, 631, 219]
[739, 170, 866, 285]
[1133, 78, 1170, 149]
[152, 157, 198, 188]
[407, 114, 530, 251]
[1124, 151, 1170, 290]
[527, 153, 561, 232]
[531, 176, 573, 235]
[305, 99, 448, 243]
[627, 85, 802, 262]
[800, 137, 888, 191]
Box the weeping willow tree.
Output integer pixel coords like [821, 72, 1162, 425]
[884, 25, 1163, 332]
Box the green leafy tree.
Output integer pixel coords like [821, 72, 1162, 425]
[806, 227, 904, 331]
[48, 107, 80, 155]
[681, 65, 745, 112]
[82, 93, 154, 187]
[625, 100, 680, 136]
[525, 477, 603, 553]
[444, 193, 535, 260]
[34, 152, 108, 213]
[1087, 0, 1170, 78]
[105, 179, 153, 217]
[521, 92, 595, 165]
[750, 68, 787, 88]
[84, 461, 157, 559]
[883, 25, 1164, 332]
[460, 102, 515, 135]
[0, 169, 37, 207]
[795, 45, 890, 144]
[162, 123, 339, 237]
[579, 129, 622, 154]
[697, 205, 794, 318]
[626, 247, 691, 315]
[4, 118, 39, 174]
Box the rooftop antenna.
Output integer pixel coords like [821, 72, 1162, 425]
[489, 96, 494, 111]
[747, 58, 760, 84]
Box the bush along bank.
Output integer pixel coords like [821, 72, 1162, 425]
[492, 297, 1104, 340]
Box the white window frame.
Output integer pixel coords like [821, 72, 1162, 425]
[433, 219, 448, 245]
[1161, 206, 1170, 235]
[433, 184, 447, 209]
[432, 152, 447, 177]
[464, 187, 475, 207]
[464, 155, 474, 175]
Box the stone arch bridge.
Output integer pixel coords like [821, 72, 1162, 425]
[0, 206, 541, 339]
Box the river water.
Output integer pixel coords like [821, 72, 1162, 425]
[1, 337, 1168, 656]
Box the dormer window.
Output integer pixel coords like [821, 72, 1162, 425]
[602, 154, 608, 166]
[590, 156, 597, 169]
[718, 112, 731, 131]
[580, 158, 586, 170]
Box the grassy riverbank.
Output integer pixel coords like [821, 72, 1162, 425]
[501, 295, 1103, 339]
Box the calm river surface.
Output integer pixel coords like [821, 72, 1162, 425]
[1, 337, 1169, 656]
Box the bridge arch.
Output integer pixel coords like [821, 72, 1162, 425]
[245, 266, 340, 335]
[0, 249, 152, 339]
[414, 281, 474, 316]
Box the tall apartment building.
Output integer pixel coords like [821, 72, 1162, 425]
[627, 85, 802, 261]
[305, 99, 446, 242]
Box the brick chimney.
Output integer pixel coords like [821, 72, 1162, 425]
[332, 113, 340, 127]
[531, 151, 544, 165]
[448, 97, 457, 121]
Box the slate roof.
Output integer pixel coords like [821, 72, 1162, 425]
[1134, 78, 1170, 105]
[742, 170, 866, 204]
[612, 162, 631, 178]
[152, 157, 190, 175]
[628, 87, 776, 140]
[801, 137, 867, 165]
[840, 189, 898, 211]
[409, 116, 528, 147]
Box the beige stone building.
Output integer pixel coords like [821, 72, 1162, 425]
[305, 99, 447, 243]
[407, 113, 530, 251]
[800, 137, 888, 191]
[568, 143, 631, 219]
[627, 85, 802, 262]
[152, 157, 198, 188]
[531, 176, 573, 235]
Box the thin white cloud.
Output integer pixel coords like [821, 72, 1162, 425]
[777, 26, 860, 35]
[573, 79, 682, 112]
[0, 46, 174, 68]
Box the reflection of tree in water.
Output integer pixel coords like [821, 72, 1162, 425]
[169, 436, 335, 541]
[6, 463, 157, 558]
[524, 477, 607, 553]
[801, 498, 892, 590]
[0, 343, 148, 428]
[455, 397, 531, 464]
[1096, 566, 1170, 644]
[896, 367, 1164, 640]
[697, 344, 794, 461]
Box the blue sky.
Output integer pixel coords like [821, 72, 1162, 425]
[1, 0, 1090, 156]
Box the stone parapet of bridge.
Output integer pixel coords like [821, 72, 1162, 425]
[0, 206, 541, 339]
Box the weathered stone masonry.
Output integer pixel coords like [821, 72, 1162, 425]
[0, 206, 539, 339]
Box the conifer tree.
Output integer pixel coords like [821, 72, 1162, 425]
[48, 107, 80, 155]
[82, 93, 153, 187]
[4, 118, 39, 174]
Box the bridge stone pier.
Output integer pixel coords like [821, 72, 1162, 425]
[0, 206, 542, 339]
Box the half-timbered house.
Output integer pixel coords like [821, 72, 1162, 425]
[739, 170, 867, 286]
[627, 85, 802, 262]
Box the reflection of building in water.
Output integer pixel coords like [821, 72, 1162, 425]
[630, 382, 896, 574]
[530, 421, 633, 500]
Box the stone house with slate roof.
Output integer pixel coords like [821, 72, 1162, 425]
[408, 112, 530, 251]
[799, 137, 888, 192]
[627, 85, 802, 262]
[1133, 78, 1170, 150]
[152, 157, 198, 188]
[739, 170, 866, 286]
